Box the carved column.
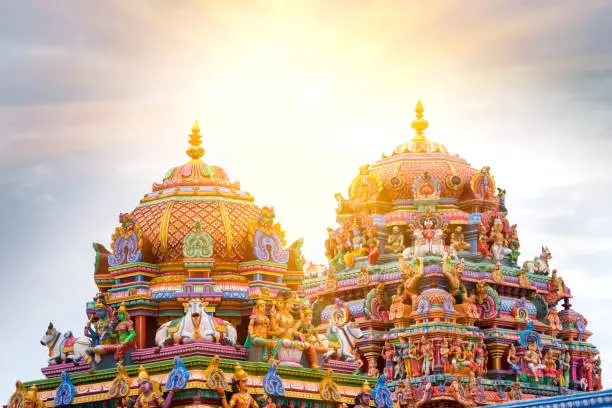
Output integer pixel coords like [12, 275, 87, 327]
[487, 342, 507, 375]
[360, 341, 384, 378]
[135, 315, 147, 349]
[464, 224, 479, 253]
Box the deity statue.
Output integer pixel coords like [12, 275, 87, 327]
[474, 282, 488, 305]
[524, 338, 545, 382]
[594, 352, 603, 391]
[406, 339, 421, 377]
[558, 351, 570, 388]
[440, 338, 451, 373]
[474, 338, 487, 377]
[518, 267, 531, 289]
[510, 379, 522, 401]
[450, 226, 470, 252]
[366, 228, 380, 265]
[477, 211, 515, 263]
[463, 295, 480, 321]
[418, 336, 434, 376]
[217, 363, 259, 408]
[543, 349, 557, 382]
[389, 283, 405, 320]
[24, 385, 43, 408]
[548, 307, 562, 334]
[134, 365, 177, 408]
[489, 218, 511, 263]
[583, 351, 597, 392]
[353, 352, 364, 375]
[382, 342, 395, 381]
[245, 299, 279, 363]
[114, 302, 136, 364]
[450, 340, 464, 374]
[354, 381, 373, 408]
[85, 295, 116, 347]
[506, 344, 521, 377]
[509, 224, 521, 265]
[387, 226, 405, 254]
[92, 302, 135, 365]
[294, 305, 326, 370]
[491, 262, 504, 284]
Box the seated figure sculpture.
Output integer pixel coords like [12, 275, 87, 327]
[387, 226, 405, 254]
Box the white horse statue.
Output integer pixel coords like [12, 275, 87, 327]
[40, 322, 93, 365]
[155, 299, 238, 347]
[523, 246, 552, 275]
[323, 321, 364, 361]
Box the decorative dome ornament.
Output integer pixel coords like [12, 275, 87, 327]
[186, 121, 205, 163]
[386, 100, 449, 156]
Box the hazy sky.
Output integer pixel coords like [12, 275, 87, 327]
[2, 1, 612, 402]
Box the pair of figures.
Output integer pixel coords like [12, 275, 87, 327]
[246, 298, 324, 370]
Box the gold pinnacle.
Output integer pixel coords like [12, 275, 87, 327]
[186, 120, 205, 163]
[411, 99, 429, 142]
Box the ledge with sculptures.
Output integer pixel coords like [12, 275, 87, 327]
[4, 101, 604, 408]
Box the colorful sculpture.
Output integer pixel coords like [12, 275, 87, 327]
[40, 322, 92, 365]
[216, 363, 259, 408]
[15, 109, 603, 407]
[155, 299, 238, 347]
[134, 365, 177, 408]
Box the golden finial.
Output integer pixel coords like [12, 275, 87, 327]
[186, 120, 205, 163]
[411, 99, 429, 142]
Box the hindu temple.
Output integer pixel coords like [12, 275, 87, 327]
[4, 102, 607, 408]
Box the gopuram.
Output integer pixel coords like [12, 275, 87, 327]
[4, 101, 605, 408]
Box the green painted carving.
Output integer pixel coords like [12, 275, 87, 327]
[183, 220, 213, 258]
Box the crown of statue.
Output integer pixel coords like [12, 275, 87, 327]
[118, 302, 129, 315]
[137, 365, 150, 383]
[361, 381, 372, 394]
[255, 298, 266, 306]
[233, 363, 248, 381]
[26, 385, 39, 402]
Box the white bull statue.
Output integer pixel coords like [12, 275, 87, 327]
[40, 322, 93, 365]
[155, 299, 237, 347]
[323, 320, 364, 361]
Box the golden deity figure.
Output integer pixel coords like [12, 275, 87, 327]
[246, 299, 280, 362]
[491, 262, 504, 284]
[518, 267, 531, 289]
[387, 226, 405, 254]
[389, 283, 405, 320]
[217, 363, 259, 408]
[23, 385, 44, 408]
[450, 226, 470, 252]
[273, 298, 297, 341]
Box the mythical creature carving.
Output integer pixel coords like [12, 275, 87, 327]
[349, 164, 383, 203]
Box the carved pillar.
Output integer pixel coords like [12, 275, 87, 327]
[487, 342, 507, 373]
[464, 224, 479, 253]
[135, 315, 146, 349]
[360, 341, 384, 377]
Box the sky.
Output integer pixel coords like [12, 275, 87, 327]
[1, 0, 612, 402]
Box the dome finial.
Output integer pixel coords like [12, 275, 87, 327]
[186, 120, 205, 163]
[411, 99, 429, 142]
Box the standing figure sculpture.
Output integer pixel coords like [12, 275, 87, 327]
[217, 363, 259, 408]
[133, 365, 177, 408]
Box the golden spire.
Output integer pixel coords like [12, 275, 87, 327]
[186, 121, 205, 163]
[411, 99, 429, 142]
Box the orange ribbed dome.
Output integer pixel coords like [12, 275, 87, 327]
[128, 122, 260, 264]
